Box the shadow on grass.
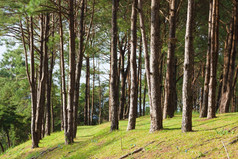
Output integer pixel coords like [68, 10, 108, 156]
[198, 122, 237, 132]
[163, 127, 181, 131]
[31, 129, 114, 159]
[70, 136, 120, 159]
[193, 118, 221, 127]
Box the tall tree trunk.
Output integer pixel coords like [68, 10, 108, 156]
[85, 56, 90, 125]
[117, 52, 121, 119]
[91, 53, 95, 125]
[219, 1, 238, 113]
[199, 64, 205, 113]
[110, 0, 119, 131]
[98, 61, 102, 124]
[163, 0, 177, 119]
[138, 0, 152, 110]
[118, 37, 127, 120]
[200, 0, 212, 118]
[150, 0, 163, 132]
[231, 65, 238, 112]
[60, 91, 64, 131]
[74, 0, 85, 137]
[35, 14, 47, 143]
[127, 0, 138, 131]
[42, 110, 45, 139]
[207, 0, 219, 119]
[182, 0, 194, 132]
[124, 73, 131, 119]
[138, 37, 142, 117]
[143, 74, 147, 116]
[44, 13, 51, 136]
[109, 64, 112, 122]
[216, 73, 223, 111]
[173, 58, 178, 112]
[66, 0, 76, 144]
[50, 14, 55, 134]
[28, 16, 38, 148]
[59, 0, 67, 141]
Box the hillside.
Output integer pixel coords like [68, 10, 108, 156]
[1, 113, 238, 159]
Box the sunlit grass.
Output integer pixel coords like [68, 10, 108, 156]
[1, 113, 238, 159]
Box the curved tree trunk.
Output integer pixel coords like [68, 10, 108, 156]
[138, 0, 152, 109]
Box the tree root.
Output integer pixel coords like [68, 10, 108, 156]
[32, 146, 59, 159]
[119, 141, 155, 159]
[193, 135, 238, 159]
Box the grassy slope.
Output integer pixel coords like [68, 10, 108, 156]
[1, 113, 238, 159]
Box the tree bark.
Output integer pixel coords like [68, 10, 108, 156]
[66, 0, 76, 144]
[91, 53, 95, 125]
[44, 13, 51, 136]
[138, 37, 142, 117]
[138, 0, 152, 111]
[219, 1, 238, 113]
[127, 0, 138, 131]
[98, 62, 102, 124]
[207, 0, 219, 119]
[163, 0, 177, 119]
[35, 14, 47, 145]
[199, 64, 205, 113]
[118, 36, 127, 120]
[182, 0, 194, 132]
[216, 73, 223, 112]
[110, 0, 119, 131]
[231, 65, 238, 112]
[59, 0, 67, 141]
[28, 16, 38, 148]
[150, 0, 163, 132]
[143, 74, 147, 116]
[200, 0, 212, 118]
[74, 0, 85, 137]
[85, 56, 90, 125]
[50, 14, 55, 134]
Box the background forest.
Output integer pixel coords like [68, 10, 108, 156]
[0, 0, 237, 157]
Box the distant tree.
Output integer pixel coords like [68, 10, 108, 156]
[219, 0, 237, 114]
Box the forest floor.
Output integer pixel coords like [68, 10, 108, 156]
[1, 113, 238, 159]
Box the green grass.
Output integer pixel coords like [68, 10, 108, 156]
[1, 113, 238, 159]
